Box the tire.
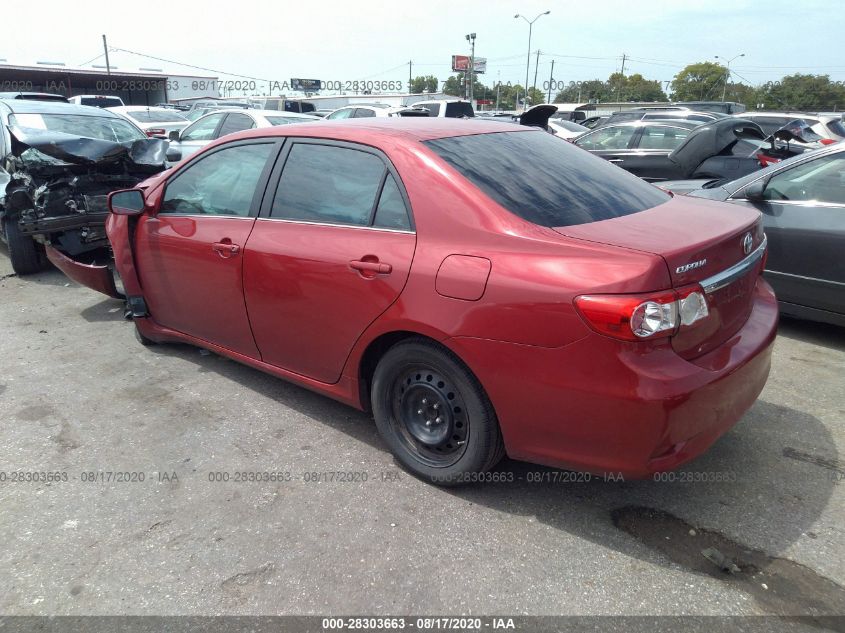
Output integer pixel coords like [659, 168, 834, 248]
[4, 220, 44, 275]
[371, 338, 505, 486]
[134, 321, 156, 346]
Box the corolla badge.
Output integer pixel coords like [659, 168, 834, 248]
[676, 259, 707, 274]
[742, 232, 754, 255]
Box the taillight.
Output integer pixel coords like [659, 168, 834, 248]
[756, 152, 781, 168]
[146, 128, 166, 137]
[574, 285, 710, 342]
[819, 138, 836, 145]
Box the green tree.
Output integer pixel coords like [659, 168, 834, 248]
[756, 74, 845, 111]
[616, 73, 667, 102]
[409, 75, 439, 94]
[442, 74, 463, 97]
[554, 79, 611, 103]
[670, 62, 728, 101]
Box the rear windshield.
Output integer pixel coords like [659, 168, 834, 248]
[424, 130, 669, 227]
[444, 102, 475, 118]
[265, 116, 314, 126]
[127, 110, 187, 123]
[827, 119, 845, 137]
[9, 113, 146, 142]
[80, 97, 123, 108]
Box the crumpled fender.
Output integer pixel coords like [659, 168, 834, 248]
[105, 213, 144, 298]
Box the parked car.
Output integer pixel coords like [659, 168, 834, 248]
[0, 99, 174, 274]
[600, 108, 728, 128]
[736, 111, 845, 142]
[412, 100, 475, 118]
[324, 104, 429, 119]
[167, 109, 319, 161]
[547, 118, 589, 139]
[580, 115, 608, 129]
[675, 101, 747, 114]
[68, 95, 125, 108]
[52, 118, 776, 484]
[574, 118, 767, 181]
[678, 144, 845, 326]
[108, 106, 190, 139]
[0, 92, 69, 103]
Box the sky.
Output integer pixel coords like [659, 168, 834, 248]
[3, 0, 844, 96]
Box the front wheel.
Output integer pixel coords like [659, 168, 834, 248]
[4, 220, 44, 275]
[371, 339, 504, 486]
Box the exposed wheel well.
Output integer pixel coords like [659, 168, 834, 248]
[358, 331, 442, 411]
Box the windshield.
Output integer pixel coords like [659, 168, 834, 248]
[126, 110, 188, 123]
[827, 119, 845, 137]
[424, 130, 669, 227]
[9, 113, 146, 142]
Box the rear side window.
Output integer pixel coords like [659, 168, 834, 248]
[373, 175, 411, 230]
[271, 144, 386, 226]
[218, 113, 256, 137]
[424, 131, 669, 227]
[421, 103, 440, 116]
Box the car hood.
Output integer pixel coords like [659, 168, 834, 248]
[8, 126, 168, 173]
[668, 118, 765, 176]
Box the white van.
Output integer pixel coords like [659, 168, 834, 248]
[412, 100, 475, 118]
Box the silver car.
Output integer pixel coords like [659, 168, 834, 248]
[167, 109, 320, 161]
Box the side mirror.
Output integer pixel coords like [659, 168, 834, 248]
[742, 179, 767, 202]
[168, 130, 180, 142]
[166, 146, 182, 162]
[108, 189, 146, 216]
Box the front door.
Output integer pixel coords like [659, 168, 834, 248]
[243, 140, 416, 383]
[745, 151, 845, 314]
[135, 140, 279, 356]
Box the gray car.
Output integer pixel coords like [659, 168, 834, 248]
[685, 144, 845, 326]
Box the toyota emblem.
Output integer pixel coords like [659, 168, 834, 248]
[742, 232, 753, 255]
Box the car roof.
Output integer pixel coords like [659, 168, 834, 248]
[207, 117, 532, 146]
[590, 119, 701, 130]
[0, 99, 123, 117]
[251, 110, 320, 118]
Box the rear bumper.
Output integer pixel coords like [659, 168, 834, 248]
[447, 278, 778, 478]
[45, 246, 122, 299]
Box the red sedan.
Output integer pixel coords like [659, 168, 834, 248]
[51, 118, 778, 484]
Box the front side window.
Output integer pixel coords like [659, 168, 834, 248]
[271, 144, 386, 226]
[575, 125, 637, 150]
[161, 143, 274, 216]
[637, 126, 690, 150]
[180, 113, 226, 141]
[425, 130, 669, 227]
[763, 153, 845, 205]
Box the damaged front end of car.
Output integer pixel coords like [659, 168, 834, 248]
[1, 126, 167, 274]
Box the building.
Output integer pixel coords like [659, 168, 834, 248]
[0, 60, 218, 105]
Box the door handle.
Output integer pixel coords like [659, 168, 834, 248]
[212, 240, 240, 258]
[349, 259, 392, 275]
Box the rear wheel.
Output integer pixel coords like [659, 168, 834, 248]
[4, 220, 44, 275]
[371, 339, 504, 486]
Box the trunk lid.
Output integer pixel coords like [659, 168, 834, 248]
[556, 196, 766, 360]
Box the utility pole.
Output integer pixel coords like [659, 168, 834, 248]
[532, 49, 541, 103]
[495, 71, 501, 112]
[515, 11, 550, 111]
[615, 53, 626, 102]
[408, 60, 412, 93]
[465, 33, 477, 103]
[102, 34, 111, 76]
[547, 59, 554, 103]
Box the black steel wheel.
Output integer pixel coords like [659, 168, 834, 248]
[371, 338, 504, 485]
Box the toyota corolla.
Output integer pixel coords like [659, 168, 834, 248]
[49, 118, 778, 485]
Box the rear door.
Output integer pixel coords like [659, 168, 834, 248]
[624, 124, 692, 181]
[135, 139, 280, 356]
[242, 140, 416, 383]
[737, 152, 845, 314]
[573, 125, 639, 168]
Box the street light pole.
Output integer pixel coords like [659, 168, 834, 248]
[465, 33, 476, 104]
[715, 53, 745, 101]
[515, 11, 550, 111]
